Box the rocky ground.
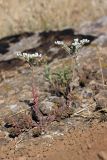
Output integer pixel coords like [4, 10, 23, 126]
[0, 16, 107, 160]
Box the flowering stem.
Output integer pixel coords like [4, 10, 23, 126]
[96, 47, 105, 90]
[29, 64, 39, 114]
[62, 43, 71, 55]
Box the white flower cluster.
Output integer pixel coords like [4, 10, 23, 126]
[79, 39, 90, 44]
[55, 38, 90, 55]
[54, 41, 64, 45]
[16, 52, 42, 62]
[71, 38, 90, 52]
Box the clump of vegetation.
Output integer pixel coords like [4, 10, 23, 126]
[44, 65, 72, 98]
[17, 52, 43, 121]
[4, 38, 91, 138]
[4, 113, 35, 138]
[4, 52, 49, 137]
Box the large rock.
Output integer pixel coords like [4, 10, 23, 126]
[95, 90, 107, 108]
[39, 100, 56, 115]
[77, 16, 107, 36]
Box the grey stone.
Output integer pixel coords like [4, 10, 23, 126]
[77, 16, 107, 36]
[81, 88, 93, 98]
[92, 34, 107, 47]
[7, 104, 18, 112]
[39, 100, 56, 115]
[48, 96, 66, 106]
[95, 90, 107, 108]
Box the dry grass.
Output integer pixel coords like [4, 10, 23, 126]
[0, 0, 107, 38]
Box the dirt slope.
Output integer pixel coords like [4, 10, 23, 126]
[1, 122, 107, 160]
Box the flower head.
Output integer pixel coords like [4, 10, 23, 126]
[54, 38, 90, 55]
[55, 41, 64, 45]
[71, 38, 90, 53]
[80, 39, 90, 45]
[17, 51, 42, 64]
